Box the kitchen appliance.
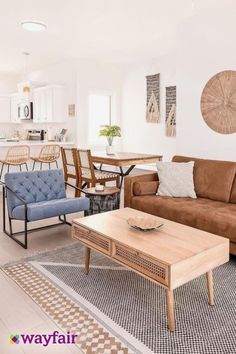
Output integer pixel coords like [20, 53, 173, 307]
[27, 130, 47, 141]
[55, 128, 67, 142]
[18, 101, 33, 120]
[47, 127, 55, 141]
[40, 130, 47, 141]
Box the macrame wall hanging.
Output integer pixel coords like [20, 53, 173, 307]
[146, 73, 160, 123]
[165, 86, 176, 137]
[201, 70, 236, 134]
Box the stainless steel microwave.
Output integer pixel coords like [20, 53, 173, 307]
[18, 102, 33, 120]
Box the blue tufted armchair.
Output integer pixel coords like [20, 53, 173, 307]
[3, 169, 90, 249]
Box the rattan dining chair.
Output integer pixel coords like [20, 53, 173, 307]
[61, 147, 80, 196]
[72, 149, 119, 195]
[0, 145, 30, 181]
[31, 144, 61, 170]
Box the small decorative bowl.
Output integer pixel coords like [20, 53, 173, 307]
[127, 216, 163, 232]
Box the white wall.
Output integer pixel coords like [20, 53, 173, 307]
[0, 74, 20, 94]
[76, 59, 123, 150]
[121, 2, 236, 163]
[0, 74, 21, 138]
[176, 3, 236, 161]
[121, 54, 177, 161]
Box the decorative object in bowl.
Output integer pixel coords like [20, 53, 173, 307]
[95, 184, 105, 192]
[127, 216, 163, 231]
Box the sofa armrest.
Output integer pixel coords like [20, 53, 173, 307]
[124, 172, 158, 207]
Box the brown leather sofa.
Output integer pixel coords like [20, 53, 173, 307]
[124, 155, 236, 255]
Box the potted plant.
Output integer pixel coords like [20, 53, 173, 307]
[99, 125, 121, 155]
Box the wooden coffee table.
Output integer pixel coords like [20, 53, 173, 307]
[72, 208, 229, 331]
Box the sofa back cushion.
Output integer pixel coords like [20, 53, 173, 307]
[229, 177, 236, 203]
[172, 156, 236, 203]
[5, 169, 66, 216]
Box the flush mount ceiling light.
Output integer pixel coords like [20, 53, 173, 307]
[21, 21, 47, 32]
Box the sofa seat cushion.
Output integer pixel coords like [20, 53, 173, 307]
[12, 197, 90, 221]
[131, 195, 236, 242]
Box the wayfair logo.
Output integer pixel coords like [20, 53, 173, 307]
[9, 331, 78, 346]
[10, 335, 20, 344]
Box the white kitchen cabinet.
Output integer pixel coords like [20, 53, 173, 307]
[0, 95, 11, 123]
[33, 85, 66, 123]
[10, 93, 21, 123]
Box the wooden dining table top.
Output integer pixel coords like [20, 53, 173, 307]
[91, 152, 162, 167]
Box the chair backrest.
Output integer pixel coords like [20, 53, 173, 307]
[61, 147, 77, 179]
[39, 145, 60, 162]
[74, 149, 95, 180]
[5, 145, 30, 164]
[5, 169, 66, 216]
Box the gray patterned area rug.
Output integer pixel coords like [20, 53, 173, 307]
[3, 243, 236, 354]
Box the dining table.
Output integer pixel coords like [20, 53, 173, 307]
[91, 152, 162, 187]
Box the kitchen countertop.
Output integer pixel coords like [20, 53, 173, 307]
[0, 140, 75, 147]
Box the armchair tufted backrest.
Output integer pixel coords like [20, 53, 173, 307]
[5, 169, 66, 217]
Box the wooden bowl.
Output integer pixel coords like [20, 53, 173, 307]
[127, 216, 163, 231]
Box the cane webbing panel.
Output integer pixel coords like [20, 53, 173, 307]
[72, 225, 110, 255]
[114, 243, 168, 286]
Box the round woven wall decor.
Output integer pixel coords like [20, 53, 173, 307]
[200, 70, 236, 134]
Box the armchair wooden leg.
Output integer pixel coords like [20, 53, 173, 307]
[32, 161, 35, 171]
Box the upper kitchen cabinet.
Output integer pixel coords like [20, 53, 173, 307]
[33, 85, 66, 123]
[10, 93, 21, 123]
[0, 95, 11, 123]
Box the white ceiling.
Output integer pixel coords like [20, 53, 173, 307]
[0, 0, 215, 74]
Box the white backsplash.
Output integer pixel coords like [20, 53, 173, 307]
[0, 121, 76, 142]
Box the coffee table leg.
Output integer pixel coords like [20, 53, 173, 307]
[84, 246, 91, 275]
[206, 270, 214, 306]
[166, 289, 175, 331]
